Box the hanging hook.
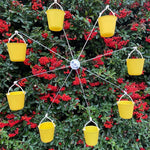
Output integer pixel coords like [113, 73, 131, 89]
[15, 30, 18, 35]
[54, 0, 57, 3]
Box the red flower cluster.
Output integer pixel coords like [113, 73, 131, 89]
[104, 49, 113, 56]
[66, 34, 77, 40]
[103, 36, 129, 49]
[130, 2, 140, 8]
[77, 139, 84, 145]
[12, 0, 22, 7]
[89, 81, 101, 87]
[144, 1, 150, 11]
[39, 56, 50, 66]
[42, 32, 48, 39]
[93, 55, 104, 68]
[47, 84, 58, 92]
[0, 54, 6, 60]
[18, 78, 28, 87]
[26, 48, 34, 55]
[64, 20, 71, 30]
[51, 46, 58, 54]
[61, 94, 71, 101]
[131, 23, 139, 31]
[84, 29, 97, 40]
[104, 120, 113, 128]
[32, 0, 43, 11]
[116, 9, 132, 19]
[8, 128, 19, 138]
[72, 77, 87, 85]
[145, 37, 150, 43]
[65, 11, 72, 19]
[0, 19, 9, 33]
[24, 58, 31, 66]
[105, 137, 110, 140]
[117, 78, 124, 84]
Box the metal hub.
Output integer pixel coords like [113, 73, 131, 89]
[70, 59, 80, 70]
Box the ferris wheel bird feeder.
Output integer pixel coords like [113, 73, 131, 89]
[126, 47, 145, 76]
[98, 5, 117, 37]
[46, 0, 65, 32]
[5, 0, 147, 146]
[83, 117, 100, 146]
[38, 113, 55, 143]
[6, 81, 26, 111]
[6, 31, 27, 62]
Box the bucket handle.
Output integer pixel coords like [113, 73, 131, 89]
[127, 47, 143, 59]
[47, 0, 64, 11]
[7, 81, 25, 95]
[38, 113, 55, 127]
[99, 5, 115, 17]
[8, 31, 27, 44]
[118, 91, 134, 103]
[83, 117, 99, 129]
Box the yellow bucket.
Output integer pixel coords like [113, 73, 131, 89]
[38, 122, 55, 143]
[7, 43, 27, 62]
[98, 15, 117, 37]
[83, 126, 99, 146]
[46, 9, 65, 31]
[126, 58, 145, 76]
[6, 91, 26, 111]
[117, 101, 134, 119]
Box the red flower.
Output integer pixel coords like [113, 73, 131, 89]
[98, 115, 102, 118]
[0, 54, 6, 60]
[8, 133, 16, 138]
[30, 122, 37, 128]
[6, 114, 15, 119]
[104, 49, 113, 56]
[58, 142, 62, 145]
[84, 29, 97, 40]
[65, 11, 72, 19]
[61, 94, 71, 101]
[116, 9, 132, 19]
[105, 137, 110, 140]
[104, 120, 113, 128]
[145, 37, 150, 43]
[103, 36, 129, 49]
[64, 20, 71, 30]
[130, 2, 140, 8]
[42, 32, 48, 39]
[72, 77, 87, 85]
[86, 144, 93, 148]
[47, 84, 57, 92]
[77, 139, 84, 145]
[131, 23, 139, 31]
[24, 58, 31, 66]
[64, 69, 70, 74]
[136, 139, 140, 142]
[27, 39, 33, 44]
[117, 78, 124, 84]
[140, 148, 145, 150]
[50, 46, 57, 54]
[39, 56, 50, 66]
[18, 78, 28, 87]
[0, 19, 9, 33]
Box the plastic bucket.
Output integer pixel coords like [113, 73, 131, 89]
[6, 91, 26, 111]
[83, 125, 99, 146]
[117, 100, 134, 119]
[7, 43, 27, 62]
[46, 9, 65, 31]
[38, 122, 55, 143]
[98, 15, 117, 37]
[126, 58, 145, 76]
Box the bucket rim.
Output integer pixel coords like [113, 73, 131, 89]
[98, 15, 117, 19]
[83, 125, 100, 131]
[7, 43, 27, 45]
[126, 58, 145, 61]
[6, 91, 26, 95]
[117, 101, 135, 105]
[38, 121, 55, 129]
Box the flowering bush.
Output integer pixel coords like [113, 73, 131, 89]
[0, 0, 150, 149]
